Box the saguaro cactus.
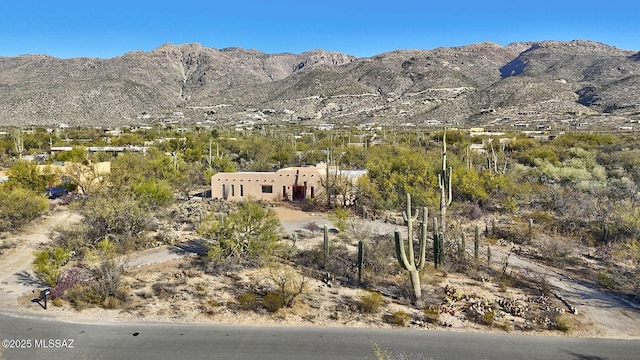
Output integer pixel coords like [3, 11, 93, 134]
[439, 128, 453, 265]
[460, 232, 466, 263]
[357, 239, 364, 283]
[433, 217, 440, 268]
[395, 193, 428, 306]
[474, 225, 480, 262]
[323, 224, 330, 267]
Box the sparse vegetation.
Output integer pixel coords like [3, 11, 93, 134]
[6, 120, 640, 338]
[390, 310, 411, 326]
[359, 291, 385, 313]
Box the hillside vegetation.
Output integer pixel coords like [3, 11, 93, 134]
[1, 125, 639, 335]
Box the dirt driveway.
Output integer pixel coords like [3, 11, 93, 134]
[0, 209, 80, 309]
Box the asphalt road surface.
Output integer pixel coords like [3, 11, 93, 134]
[1, 313, 639, 360]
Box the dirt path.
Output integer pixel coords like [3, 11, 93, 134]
[489, 246, 640, 339]
[0, 209, 80, 310]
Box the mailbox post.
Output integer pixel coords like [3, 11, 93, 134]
[40, 288, 51, 310]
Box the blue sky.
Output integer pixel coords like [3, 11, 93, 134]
[1, 1, 638, 58]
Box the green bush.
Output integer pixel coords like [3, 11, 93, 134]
[358, 291, 384, 313]
[483, 310, 495, 325]
[390, 310, 411, 326]
[423, 306, 440, 324]
[597, 271, 615, 289]
[262, 291, 285, 313]
[200, 200, 282, 265]
[238, 292, 258, 310]
[555, 315, 571, 332]
[0, 186, 49, 232]
[33, 246, 72, 287]
[51, 297, 64, 307]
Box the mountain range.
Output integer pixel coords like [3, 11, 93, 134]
[1, 40, 639, 129]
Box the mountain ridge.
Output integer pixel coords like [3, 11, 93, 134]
[1, 40, 638, 129]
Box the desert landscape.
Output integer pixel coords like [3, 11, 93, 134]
[2, 202, 639, 339]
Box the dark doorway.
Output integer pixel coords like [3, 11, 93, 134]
[292, 186, 306, 201]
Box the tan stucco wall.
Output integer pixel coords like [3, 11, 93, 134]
[211, 165, 326, 201]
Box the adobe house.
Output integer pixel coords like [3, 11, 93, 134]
[211, 163, 327, 202]
[211, 163, 358, 201]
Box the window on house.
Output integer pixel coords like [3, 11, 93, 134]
[231, 184, 235, 196]
[240, 184, 244, 197]
[261, 185, 273, 193]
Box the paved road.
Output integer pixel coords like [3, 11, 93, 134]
[1, 313, 639, 360]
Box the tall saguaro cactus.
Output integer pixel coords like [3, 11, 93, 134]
[439, 129, 453, 265]
[394, 193, 428, 306]
[323, 224, 330, 267]
[433, 217, 441, 268]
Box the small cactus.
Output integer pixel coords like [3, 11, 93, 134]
[460, 232, 466, 262]
[323, 224, 329, 267]
[474, 225, 480, 262]
[357, 239, 364, 283]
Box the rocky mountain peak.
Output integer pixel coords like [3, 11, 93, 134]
[0, 40, 638, 128]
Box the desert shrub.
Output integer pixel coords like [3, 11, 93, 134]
[483, 310, 495, 325]
[537, 238, 573, 266]
[266, 267, 308, 308]
[462, 202, 484, 220]
[555, 315, 571, 332]
[152, 282, 177, 299]
[200, 200, 282, 265]
[597, 271, 615, 289]
[297, 241, 353, 282]
[132, 178, 174, 209]
[201, 297, 220, 315]
[51, 297, 64, 307]
[175, 199, 209, 224]
[192, 282, 208, 298]
[80, 193, 154, 252]
[102, 296, 121, 309]
[423, 306, 440, 324]
[33, 246, 72, 287]
[0, 186, 49, 232]
[263, 291, 285, 313]
[52, 225, 92, 260]
[328, 207, 349, 233]
[135, 289, 154, 299]
[363, 234, 397, 276]
[91, 257, 127, 300]
[359, 291, 385, 313]
[0, 240, 15, 255]
[67, 284, 102, 310]
[390, 310, 411, 326]
[50, 266, 91, 299]
[238, 292, 258, 310]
